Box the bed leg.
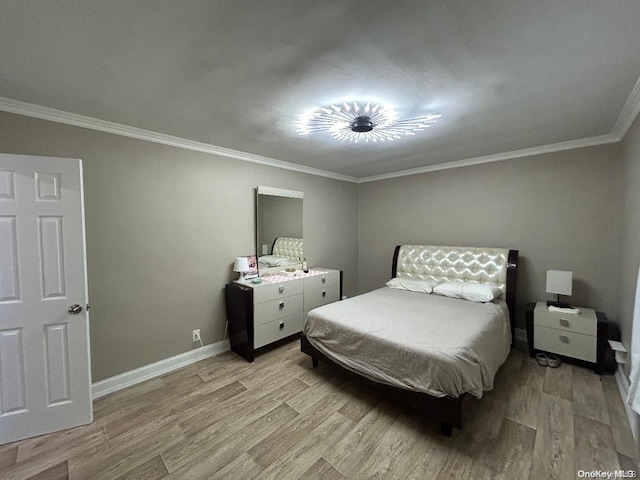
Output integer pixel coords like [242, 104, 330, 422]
[440, 423, 453, 437]
[312, 358, 319, 368]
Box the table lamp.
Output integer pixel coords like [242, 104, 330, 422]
[233, 257, 250, 281]
[546, 270, 572, 308]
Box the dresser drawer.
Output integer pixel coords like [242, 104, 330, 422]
[304, 270, 340, 291]
[534, 325, 596, 362]
[253, 279, 303, 304]
[303, 283, 340, 312]
[254, 313, 304, 348]
[534, 308, 597, 336]
[254, 294, 303, 326]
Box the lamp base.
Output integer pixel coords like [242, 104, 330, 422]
[547, 300, 571, 308]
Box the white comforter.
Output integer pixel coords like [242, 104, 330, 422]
[303, 287, 510, 398]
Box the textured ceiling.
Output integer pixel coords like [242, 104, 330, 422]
[1, 1, 640, 179]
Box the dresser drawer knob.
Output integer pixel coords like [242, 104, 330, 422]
[279, 301, 285, 309]
[279, 321, 284, 329]
[278, 285, 284, 294]
[322, 290, 326, 298]
[559, 335, 569, 344]
[559, 319, 570, 327]
[321, 277, 326, 284]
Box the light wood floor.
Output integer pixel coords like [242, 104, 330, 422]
[2, 340, 638, 480]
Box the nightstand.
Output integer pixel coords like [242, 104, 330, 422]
[525, 302, 613, 373]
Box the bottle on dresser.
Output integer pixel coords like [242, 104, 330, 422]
[302, 258, 309, 273]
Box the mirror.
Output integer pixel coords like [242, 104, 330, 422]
[256, 186, 304, 274]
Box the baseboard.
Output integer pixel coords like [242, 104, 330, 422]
[615, 364, 638, 441]
[514, 327, 527, 343]
[91, 339, 230, 399]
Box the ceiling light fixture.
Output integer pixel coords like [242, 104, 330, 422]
[296, 101, 441, 143]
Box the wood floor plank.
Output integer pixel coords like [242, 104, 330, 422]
[574, 414, 620, 473]
[255, 411, 356, 480]
[0, 444, 18, 470]
[162, 402, 298, 474]
[322, 400, 400, 476]
[178, 377, 308, 437]
[16, 422, 106, 463]
[112, 455, 168, 480]
[602, 375, 637, 459]
[529, 393, 574, 480]
[69, 425, 187, 480]
[211, 452, 263, 480]
[351, 412, 426, 479]
[392, 426, 451, 480]
[436, 447, 493, 480]
[572, 366, 610, 425]
[542, 363, 573, 401]
[250, 392, 350, 469]
[26, 460, 68, 480]
[3, 345, 632, 480]
[480, 417, 536, 479]
[301, 458, 345, 480]
[505, 359, 544, 430]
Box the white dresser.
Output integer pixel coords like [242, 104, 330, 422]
[225, 268, 342, 362]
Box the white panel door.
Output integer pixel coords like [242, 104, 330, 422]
[0, 154, 91, 445]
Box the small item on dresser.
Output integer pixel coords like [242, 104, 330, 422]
[548, 305, 581, 315]
[302, 258, 309, 273]
[251, 278, 262, 284]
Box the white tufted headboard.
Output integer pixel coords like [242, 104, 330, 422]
[271, 237, 304, 260]
[394, 245, 509, 293]
[392, 244, 519, 342]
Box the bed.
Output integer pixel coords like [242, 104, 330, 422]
[258, 237, 303, 271]
[300, 244, 518, 436]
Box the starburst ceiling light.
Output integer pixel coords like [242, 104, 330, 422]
[296, 101, 442, 143]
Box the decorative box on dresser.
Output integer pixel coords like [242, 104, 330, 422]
[525, 301, 614, 374]
[225, 268, 342, 362]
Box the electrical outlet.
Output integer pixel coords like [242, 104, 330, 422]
[192, 329, 201, 343]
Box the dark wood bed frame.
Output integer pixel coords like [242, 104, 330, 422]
[300, 245, 519, 436]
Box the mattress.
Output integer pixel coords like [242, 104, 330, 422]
[303, 287, 511, 398]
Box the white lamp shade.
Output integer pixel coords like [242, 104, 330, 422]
[546, 270, 573, 296]
[233, 257, 250, 273]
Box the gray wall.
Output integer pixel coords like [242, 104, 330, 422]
[2, 107, 636, 383]
[0, 112, 359, 381]
[358, 145, 622, 331]
[617, 115, 640, 377]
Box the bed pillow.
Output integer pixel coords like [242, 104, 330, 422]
[386, 277, 439, 294]
[434, 281, 503, 303]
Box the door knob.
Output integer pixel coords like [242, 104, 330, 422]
[68, 304, 83, 314]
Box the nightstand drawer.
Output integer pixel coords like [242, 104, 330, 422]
[534, 325, 596, 362]
[254, 294, 303, 326]
[303, 271, 340, 291]
[303, 283, 340, 311]
[253, 279, 303, 304]
[254, 313, 304, 348]
[534, 308, 597, 336]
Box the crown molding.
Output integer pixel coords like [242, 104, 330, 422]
[0, 96, 359, 183]
[612, 76, 640, 141]
[1, 82, 639, 185]
[357, 134, 619, 183]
